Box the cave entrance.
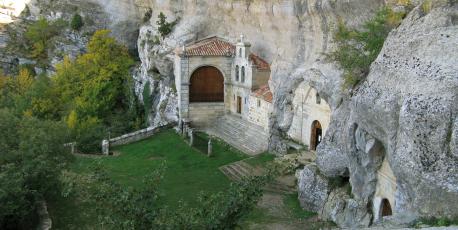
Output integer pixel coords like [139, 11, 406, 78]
[189, 66, 224, 102]
[310, 120, 322, 151]
[380, 198, 392, 217]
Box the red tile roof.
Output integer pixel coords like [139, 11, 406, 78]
[183, 36, 235, 56]
[252, 84, 273, 103]
[249, 54, 270, 71]
[181, 36, 271, 71]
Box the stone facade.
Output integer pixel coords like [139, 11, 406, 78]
[373, 157, 397, 223]
[175, 36, 272, 129]
[248, 94, 272, 131]
[287, 81, 331, 148]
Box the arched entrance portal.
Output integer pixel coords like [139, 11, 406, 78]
[310, 120, 322, 151]
[189, 66, 224, 102]
[380, 198, 393, 217]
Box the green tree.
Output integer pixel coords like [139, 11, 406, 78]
[70, 13, 84, 31]
[156, 12, 177, 38]
[25, 18, 61, 64]
[52, 30, 138, 151]
[0, 109, 71, 229]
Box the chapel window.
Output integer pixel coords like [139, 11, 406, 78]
[239, 48, 242, 57]
[257, 100, 261, 107]
[316, 93, 321, 104]
[235, 65, 239, 81]
[241, 66, 245, 83]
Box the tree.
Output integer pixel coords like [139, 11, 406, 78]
[0, 109, 72, 229]
[70, 13, 84, 31]
[156, 12, 177, 38]
[25, 18, 60, 63]
[52, 30, 138, 151]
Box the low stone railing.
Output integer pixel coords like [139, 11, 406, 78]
[102, 124, 175, 155]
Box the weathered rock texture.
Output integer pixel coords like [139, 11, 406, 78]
[2, 0, 457, 228]
[305, 2, 458, 228]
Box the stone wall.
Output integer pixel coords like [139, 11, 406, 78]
[188, 102, 225, 127]
[175, 54, 232, 121]
[108, 124, 174, 147]
[287, 81, 331, 147]
[248, 95, 272, 131]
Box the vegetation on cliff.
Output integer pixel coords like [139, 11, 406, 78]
[328, 7, 405, 88]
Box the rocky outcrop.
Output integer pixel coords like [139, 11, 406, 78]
[296, 164, 330, 212]
[2, 0, 456, 227]
[297, 1, 458, 228]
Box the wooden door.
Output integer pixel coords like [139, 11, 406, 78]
[189, 66, 224, 102]
[237, 96, 242, 114]
[310, 120, 322, 151]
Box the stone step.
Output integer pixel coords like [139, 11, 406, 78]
[207, 115, 269, 155]
[220, 161, 296, 195]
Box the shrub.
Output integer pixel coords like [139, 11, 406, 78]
[70, 13, 84, 31]
[328, 7, 405, 88]
[25, 18, 64, 65]
[142, 81, 152, 124]
[421, 0, 432, 14]
[143, 8, 152, 23]
[156, 12, 178, 39]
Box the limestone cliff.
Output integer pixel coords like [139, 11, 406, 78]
[2, 0, 457, 227]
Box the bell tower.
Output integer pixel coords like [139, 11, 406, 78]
[236, 34, 251, 59]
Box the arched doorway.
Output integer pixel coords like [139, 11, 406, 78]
[380, 198, 392, 217]
[310, 120, 322, 151]
[189, 66, 224, 102]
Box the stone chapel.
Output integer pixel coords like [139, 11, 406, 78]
[174, 35, 331, 155]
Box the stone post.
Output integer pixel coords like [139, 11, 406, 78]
[70, 142, 75, 154]
[189, 129, 194, 146]
[207, 138, 212, 157]
[102, 140, 110, 155]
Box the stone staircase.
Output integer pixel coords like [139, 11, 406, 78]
[219, 160, 296, 194]
[206, 114, 269, 155]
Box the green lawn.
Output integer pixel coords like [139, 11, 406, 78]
[49, 129, 248, 229]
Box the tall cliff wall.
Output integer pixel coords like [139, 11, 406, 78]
[2, 0, 456, 228]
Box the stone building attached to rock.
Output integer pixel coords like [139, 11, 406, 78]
[174, 35, 272, 130]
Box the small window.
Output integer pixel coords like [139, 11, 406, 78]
[235, 65, 239, 81]
[233, 94, 235, 100]
[239, 48, 242, 57]
[257, 100, 261, 107]
[316, 93, 321, 104]
[241, 66, 245, 83]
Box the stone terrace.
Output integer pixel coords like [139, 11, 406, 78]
[205, 114, 269, 156]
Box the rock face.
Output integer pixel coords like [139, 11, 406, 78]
[2, 0, 457, 227]
[298, 2, 458, 228]
[296, 164, 330, 212]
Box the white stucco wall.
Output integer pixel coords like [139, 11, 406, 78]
[287, 81, 331, 148]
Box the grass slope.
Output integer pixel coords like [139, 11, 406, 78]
[49, 129, 247, 229]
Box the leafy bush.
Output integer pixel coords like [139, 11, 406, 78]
[70, 13, 84, 31]
[414, 217, 458, 227]
[0, 110, 71, 229]
[25, 18, 64, 64]
[156, 12, 178, 39]
[142, 81, 152, 124]
[328, 7, 405, 88]
[63, 165, 270, 229]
